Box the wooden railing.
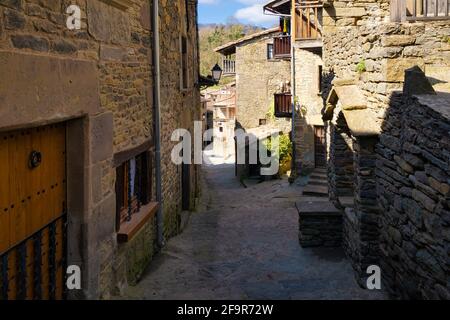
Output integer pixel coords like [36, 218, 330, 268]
[274, 93, 292, 118]
[391, 0, 449, 21]
[273, 35, 291, 58]
[293, 1, 323, 40]
[222, 59, 236, 75]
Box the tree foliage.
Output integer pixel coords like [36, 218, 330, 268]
[199, 23, 265, 81]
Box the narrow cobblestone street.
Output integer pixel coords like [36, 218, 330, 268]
[123, 150, 385, 300]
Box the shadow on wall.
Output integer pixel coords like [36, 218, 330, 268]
[376, 66, 450, 299]
[321, 69, 336, 114]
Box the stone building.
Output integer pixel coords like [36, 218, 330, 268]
[263, 0, 449, 299]
[320, 0, 450, 298]
[215, 28, 291, 132]
[264, 0, 326, 176]
[0, 0, 201, 300]
[215, 27, 292, 179]
[203, 84, 237, 159]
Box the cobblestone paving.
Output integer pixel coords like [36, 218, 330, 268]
[123, 151, 386, 300]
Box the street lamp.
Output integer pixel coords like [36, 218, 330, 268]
[211, 63, 223, 84]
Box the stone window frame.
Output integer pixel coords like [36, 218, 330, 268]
[180, 35, 190, 91]
[114, 148, 153, 233]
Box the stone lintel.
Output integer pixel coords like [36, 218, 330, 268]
[294, 39, 323, 49]
[0, 52, 100, 131]
[342, 109, 381, 137]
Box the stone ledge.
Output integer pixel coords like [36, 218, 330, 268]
[117, 202, 159, 243]
[296, 200, 342, 216]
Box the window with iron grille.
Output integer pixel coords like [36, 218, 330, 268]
[318, 65, 323, 93]
[115, 151, 152, 230]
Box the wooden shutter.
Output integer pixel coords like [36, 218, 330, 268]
[115, 164, 125, 231]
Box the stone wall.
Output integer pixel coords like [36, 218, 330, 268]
[322, 0, 450, 122]
[297, 201, 343, 247]
[0, 0, 201, 299]
[235, 34, 291, 132]
[159, 0, 202, 238]
[293, 47, 324, 174]
[377, 92, 450, 299]
[343, 136, 380, 286]
[328, 108, 355, 203]
[322, 0, 450, 295]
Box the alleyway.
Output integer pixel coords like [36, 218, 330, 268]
[124, 149, 386, 300]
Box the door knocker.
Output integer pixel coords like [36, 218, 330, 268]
[29, 151, 42, 169]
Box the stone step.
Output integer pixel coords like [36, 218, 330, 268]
[295, 200, 342, 216]
[338, 196, 355, 209]
[313, 167, 327, 174]
[303, 184, 328, 197]
[310, 173, 327, 180]
[308, 178, 328, 186]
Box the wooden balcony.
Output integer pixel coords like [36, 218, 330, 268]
[273, 35, 291, 59]
[293, 1, 323, 41]
[274, 93, 292, 118]
[222, 59, 236, 75]
[391, 0, 449, 21]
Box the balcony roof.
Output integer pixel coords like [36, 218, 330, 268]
[263, 0, 291, 16]
[215, 27, 280, 56]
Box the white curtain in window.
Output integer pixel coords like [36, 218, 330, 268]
[129, 157, 136, 196]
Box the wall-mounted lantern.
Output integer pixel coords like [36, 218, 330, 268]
[211, 63, 223, 84]
[199, 64, 223, 88]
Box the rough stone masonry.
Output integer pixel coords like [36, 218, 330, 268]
[377, 80, 450, 299]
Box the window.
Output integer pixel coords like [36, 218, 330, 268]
[259, 119, 267, 126]
[115, 151, 152, 230]
[185, 0, 190, 31]
[181, 36, 189, 90]
[318, 65, 323, 93]
[267, 43, 274, 60]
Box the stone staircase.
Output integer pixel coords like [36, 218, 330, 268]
[302, 168, 328, 197]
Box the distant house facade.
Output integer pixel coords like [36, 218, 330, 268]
[215, 28, 292, 133]
[264, 0, 325, 176]
[215, 27, 292, 179]
[203, 84, 237, 158]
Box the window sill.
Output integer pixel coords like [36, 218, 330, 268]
[117, 202, 159, 243]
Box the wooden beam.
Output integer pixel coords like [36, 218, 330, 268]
[292, 0, 297, 40]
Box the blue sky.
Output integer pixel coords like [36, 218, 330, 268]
[198, 0, 278, 27]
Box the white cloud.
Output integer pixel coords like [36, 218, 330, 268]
[234, 4, 278, 26]
[199, 0, 218, 4]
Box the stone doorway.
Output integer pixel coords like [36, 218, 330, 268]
[314, 125, 326, 168]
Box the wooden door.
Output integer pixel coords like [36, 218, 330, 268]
[314, 126, 326, 168]
[0, 123, 67, 300]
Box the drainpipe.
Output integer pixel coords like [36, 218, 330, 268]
[152, 0, 164, 248]
[290, 26, 297, 176]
